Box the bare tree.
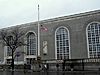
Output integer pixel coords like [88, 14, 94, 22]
[0, 27, 25, 71]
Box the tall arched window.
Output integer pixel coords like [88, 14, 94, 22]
[27, 32, 36, 55]
[87, 22, 100, 58]
[55, 26, 70, 59]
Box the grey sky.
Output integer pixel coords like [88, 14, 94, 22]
[0, 0, 100, 28]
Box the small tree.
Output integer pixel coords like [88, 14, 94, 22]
[0, 27, 25, 70]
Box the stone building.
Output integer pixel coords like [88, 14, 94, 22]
[0, 9, 100, 65]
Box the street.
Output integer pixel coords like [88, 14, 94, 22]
[0, 71, 100, 75]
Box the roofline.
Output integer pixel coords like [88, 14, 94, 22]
[40, 9, 100, 24]
[1, 9, 100, 29]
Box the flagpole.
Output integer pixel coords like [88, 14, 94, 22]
[37, 4, 40, 57]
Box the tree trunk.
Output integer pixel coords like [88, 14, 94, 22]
[11, 59, 14, 71]
[11, 50, 14, 71]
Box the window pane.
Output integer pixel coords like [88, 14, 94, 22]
[87, 22, 100, 58]
[27, 32, 36, 55]
[56, 27, 70, 59]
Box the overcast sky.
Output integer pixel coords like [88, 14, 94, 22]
[0, 0, 100, 29]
